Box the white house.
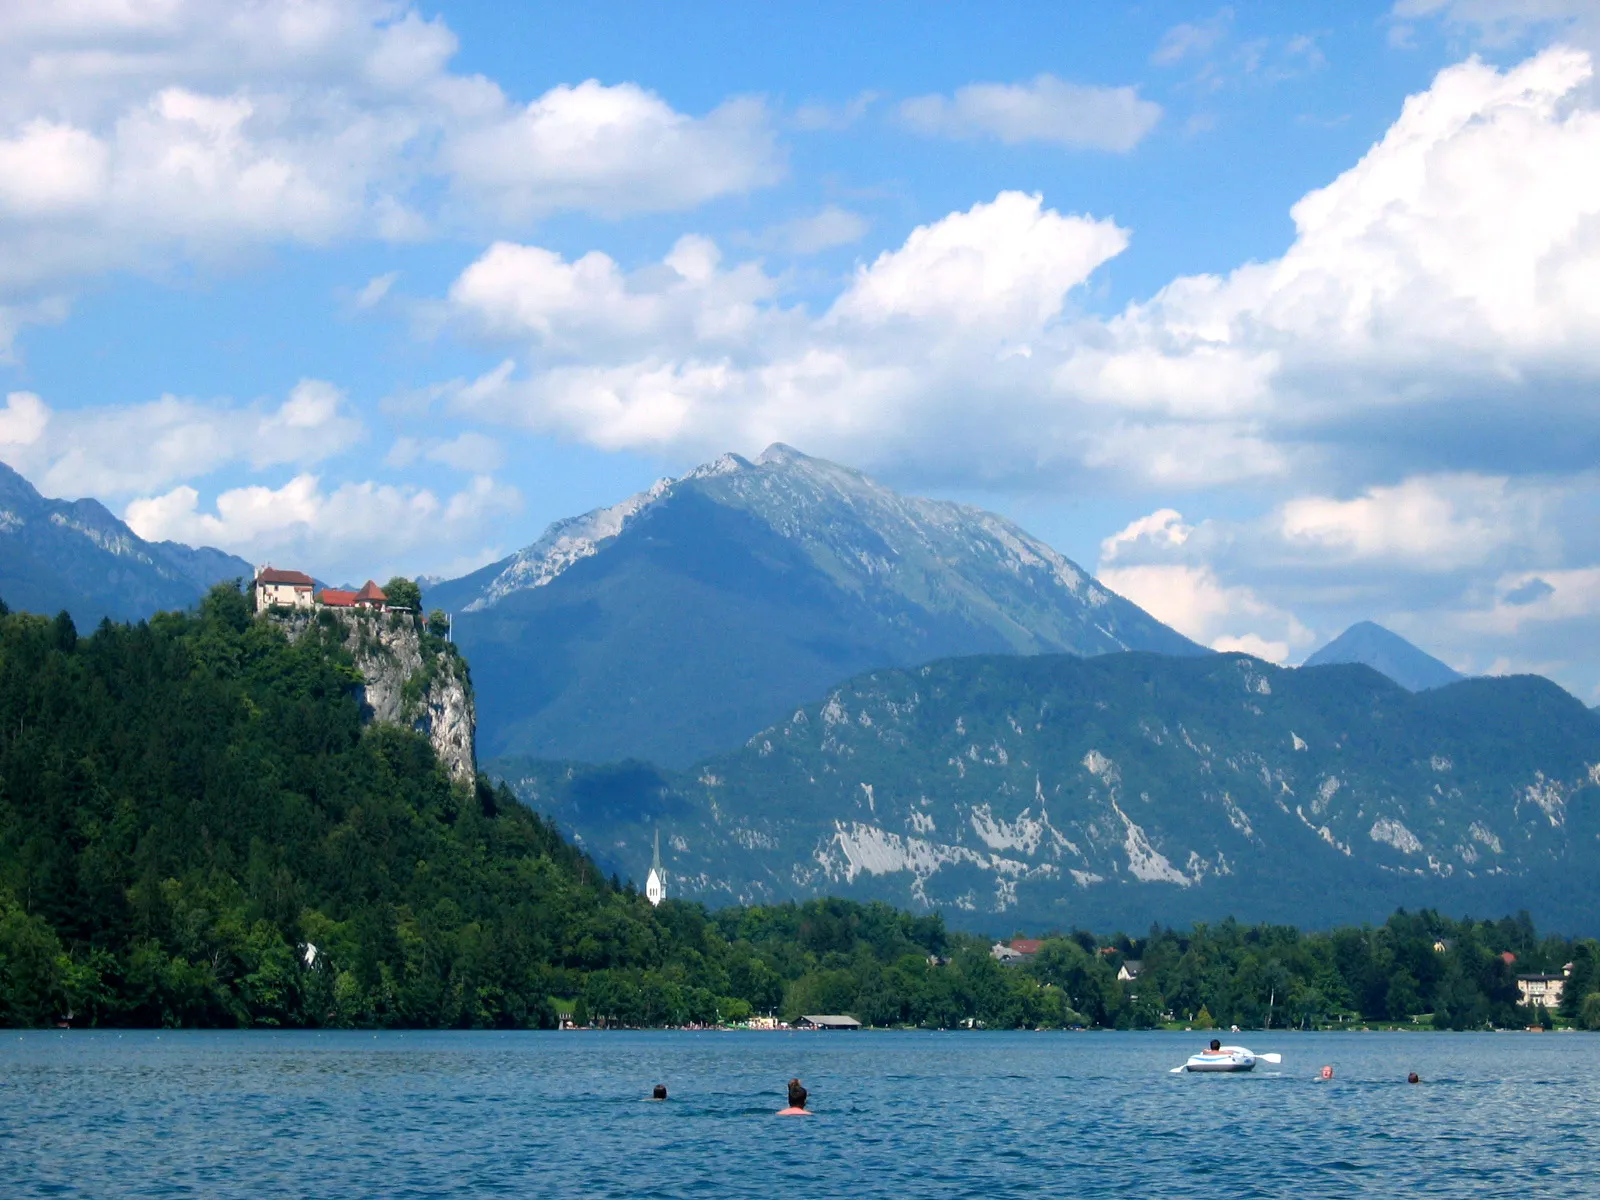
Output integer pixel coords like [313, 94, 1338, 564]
[1516, 973, 1567, 1011]
[255, 566, 315, 612]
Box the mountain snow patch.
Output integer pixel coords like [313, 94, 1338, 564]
[1110, 797, 1191, 885]
[1521, 774, 1565, 827]
[1313, 775, 1341, 816]
[1082, 749, 1119, 783]
[1469, 821, 1503, 854]
[1369, 818, 1423, 855]
[1222, 793, 1254, 839]
[967, 804, 1071, 857]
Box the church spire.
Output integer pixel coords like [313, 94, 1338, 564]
[645, 828, 666, 906]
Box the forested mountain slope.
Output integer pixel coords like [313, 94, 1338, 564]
[497, 652, 1600, 933]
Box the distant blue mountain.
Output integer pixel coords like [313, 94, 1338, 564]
[428, 444, 1203, 767]
[0, 460, 252, 626]
[1302, 621, 1464, 691]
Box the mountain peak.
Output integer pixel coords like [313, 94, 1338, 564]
[1302, 621, 1464, 692]
[756, 442, 809, 466]
[427, 444, 1201, 766]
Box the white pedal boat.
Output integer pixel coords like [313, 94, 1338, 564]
[1175, 1046, 1281, 1073]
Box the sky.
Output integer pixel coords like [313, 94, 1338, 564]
[2, 0, 1600, 695]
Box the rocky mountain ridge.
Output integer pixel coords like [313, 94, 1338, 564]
[495, 651, 1600, 931]
[0, 460, 252, 626]
[428, 444, 1200, 766]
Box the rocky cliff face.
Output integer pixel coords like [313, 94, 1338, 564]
[272, 609, 476, 786]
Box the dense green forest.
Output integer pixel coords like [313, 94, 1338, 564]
[1, 587, 1598, 1032]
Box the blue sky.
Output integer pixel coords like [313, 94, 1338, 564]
[3, 0, 1600, 695]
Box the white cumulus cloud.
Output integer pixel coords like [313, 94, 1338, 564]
[0, 0, 783, 340]
[423, 49, 1600, 501]
[0, 379, 364, 499]
[125, 470, 520, 582]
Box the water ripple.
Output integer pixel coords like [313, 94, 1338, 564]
[1, 1030, 1596, 1198]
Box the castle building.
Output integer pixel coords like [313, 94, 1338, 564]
[255, 566, 315, 612]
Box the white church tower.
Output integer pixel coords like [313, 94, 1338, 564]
[645, 828, 666, 907]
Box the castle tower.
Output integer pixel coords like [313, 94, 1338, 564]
[645, 828, 666, 907]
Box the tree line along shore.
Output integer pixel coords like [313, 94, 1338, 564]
[1, 584, 1598, 1032]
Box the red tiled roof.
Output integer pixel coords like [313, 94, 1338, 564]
[1010, 938, 1043, 955]
[319, 589, 357, 607]
[1500, 951, 1517, 965]
[258, 567, 315, 586]
[355, 580, 387, 602]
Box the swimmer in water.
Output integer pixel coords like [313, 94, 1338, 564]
[1407, 1072, 1420, 1084]
[778, 1078, 811, 1115]
[649, 1084, 667, 1101]
[1320, 1065, 1334, 1081]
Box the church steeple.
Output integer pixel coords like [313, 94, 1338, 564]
[645, 828, 666, 906]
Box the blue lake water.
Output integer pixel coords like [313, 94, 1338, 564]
[1, 1029, 1595, 1198]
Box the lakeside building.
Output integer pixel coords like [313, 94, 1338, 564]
[1516, 971, 1569, 1010]
[1118, 960, 1144, 983]
[795, 1015, 862, 1030]
[254, 566, 315, 612]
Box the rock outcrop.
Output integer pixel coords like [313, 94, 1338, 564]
[270, 608, 476, 786]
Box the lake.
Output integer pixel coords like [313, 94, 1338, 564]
[1, 1030, 1594, 1198]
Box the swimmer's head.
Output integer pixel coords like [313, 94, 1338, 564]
[1320, 1065, 1333, 1080]
[787, 1078, 807, 1109]
[1407, 1072, 1420, 1084]
[653, 1084, 667, 1100]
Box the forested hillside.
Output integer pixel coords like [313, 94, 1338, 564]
[3, 588, 1599, 1033]
[0, 586, 659, 1027]
[500, 652, 1600, 931]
